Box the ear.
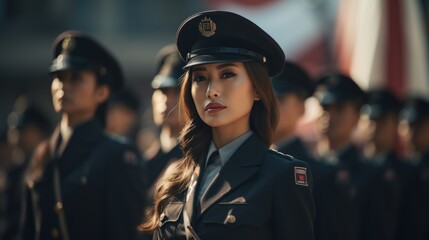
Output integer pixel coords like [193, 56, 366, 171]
[297, 100, 305, 117]
[254, 90, 261, 101]
[95, 85, 110, 104]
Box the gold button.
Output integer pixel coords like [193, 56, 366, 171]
[51, 228, 60, 238]
[54, 202, 63, 213]
[81, 176, 87, 185]
[27, 180, 34, 189]
[226, 214, 236, 224]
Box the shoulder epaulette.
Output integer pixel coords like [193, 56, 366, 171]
[269, 149, 294, 161]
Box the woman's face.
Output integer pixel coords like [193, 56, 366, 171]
[51, 70, 108, 117]
[191, 62, 258, 132]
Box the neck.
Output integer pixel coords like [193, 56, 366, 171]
[63, 112, 94, 128]
[373, 142, 391, 154]
[212, 122, 250, 149]
[162, 124, 181, 139]
[328, 134, 351, 151]
[160, 127, 179, 153]
[273, 128, 295, 144]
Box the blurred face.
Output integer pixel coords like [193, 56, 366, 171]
[191, 62, 257, 132]
[17, 125, 47, 152]
[275, 93, 304, 141]
[410, 119, 429, 152]
[369, 113, 398, 152]
[106, 104, 137, 136]
[152, 88, 180, 127]
[319, 102, 360, 146]
[51, 70, 108, 118]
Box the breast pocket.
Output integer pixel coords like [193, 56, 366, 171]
[160, 201, 184, 226]
[203, 204, 264, 227]
[201, 204, 268, 240]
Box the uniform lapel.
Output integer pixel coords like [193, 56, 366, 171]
[56, 120, 103, 178]
[49, 127, 61, 159]
[198, 134, 267, 217]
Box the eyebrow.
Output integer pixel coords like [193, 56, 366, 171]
[192, 63, 239, 72]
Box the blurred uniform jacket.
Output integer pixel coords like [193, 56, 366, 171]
[153, 134, 315, 240]
[361, 150, 412, 240]
[146, 145, 183, 190]
[313, 145, 376, 240]
[21, 119, 146, 240]
[398, 150, 429, 240]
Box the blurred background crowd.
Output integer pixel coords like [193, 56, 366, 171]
[1, 0, 429, 239]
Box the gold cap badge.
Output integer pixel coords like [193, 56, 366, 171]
[62, 35, 75, 52]
[199, 17, 216, 37]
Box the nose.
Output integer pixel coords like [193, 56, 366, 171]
[206, 81, 219, 98]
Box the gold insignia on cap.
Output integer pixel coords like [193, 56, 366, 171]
[262, 56, 267, 63]
[99, 67, 107, 76]
[199, 17, 217, 37]
[62, 35, 75, 52]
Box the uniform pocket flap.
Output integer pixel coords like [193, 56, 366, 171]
[160, 201, 184, 225]
[202, 204, 262, 226]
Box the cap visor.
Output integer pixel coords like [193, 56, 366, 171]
[49, 56, 97, 73]
[151, 75, 178, 89]
[184, 54, 252, 69]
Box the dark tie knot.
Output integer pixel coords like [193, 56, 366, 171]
[207, 150, 220, 166]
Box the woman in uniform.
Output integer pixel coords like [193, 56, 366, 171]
[21, 31, 146, 240]
[140, 10, 315, 240]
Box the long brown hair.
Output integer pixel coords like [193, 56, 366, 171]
[139, 61, 278, 232]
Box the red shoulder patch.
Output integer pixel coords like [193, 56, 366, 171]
[294, 166, 308, 186]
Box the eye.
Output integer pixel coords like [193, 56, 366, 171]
[192, 75, 206, 83]
[71, 72, 84, 82]
[221, 72, 236, 79]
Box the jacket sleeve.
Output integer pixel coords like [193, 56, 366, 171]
[272, 159, 315, 240]
[107, 143, 147, 240]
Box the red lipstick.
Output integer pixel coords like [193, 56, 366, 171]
[204, 102, 226, 113]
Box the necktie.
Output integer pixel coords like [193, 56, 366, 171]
[196, 151, 221, 207]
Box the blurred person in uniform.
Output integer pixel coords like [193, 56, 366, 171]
[21, 31, 146, 240]
[398, 97, 429, 240]
[106, 88, 140, 141]
[271, 61, 315, 162]
[7, 97, 52, 162]
[140, 10, 315, 240]
[1, 127, 13, 239]
[359, 89, 411, 240]
[312, 72, 375, 240]
[139, 46, 186, 240]
[144, 44, 185, 189]
[1, 100, 52, 240]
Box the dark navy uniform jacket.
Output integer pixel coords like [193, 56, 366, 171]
[361, 150, 411, 240]
[398, 150, 429, 240]
[22, 120, 146, 240]
[153, 133, 315, 240]
[146, 144, 183, 188]
[313, 145, 376, 240]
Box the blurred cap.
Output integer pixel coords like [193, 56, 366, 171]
[50, 30, 124, 92]
[361, 89, 402, 119]
[7, 105, 52, 133]
[315, 72, 365, 107]
[272, 61, 314, 99]
[151, 44, 185, 89]
[400, 97, 429, 124]
[176, 10, 285, 77]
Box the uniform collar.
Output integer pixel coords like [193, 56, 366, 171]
[205, 131, 253, 168]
